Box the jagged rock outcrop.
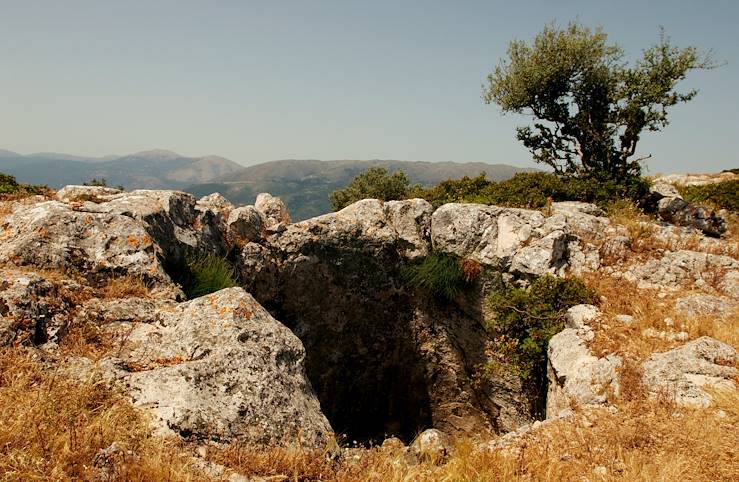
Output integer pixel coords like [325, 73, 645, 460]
[70, 288, 332, 447]
[644, 182, 727, 237]
[255, 192, 291, 232]
[641, 337, 737, 407]
[546, 305, 621, 418]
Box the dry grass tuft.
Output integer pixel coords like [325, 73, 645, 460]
[99, 275, 152, 299]
[0, 348, 205, 481]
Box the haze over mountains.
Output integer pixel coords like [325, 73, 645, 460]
[0, 149, 532, 220]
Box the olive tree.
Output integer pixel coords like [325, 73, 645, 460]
[484, 22, 714, 179]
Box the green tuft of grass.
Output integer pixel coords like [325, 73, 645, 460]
[403, 253, 467, 302]
[181, 254, 237, 299]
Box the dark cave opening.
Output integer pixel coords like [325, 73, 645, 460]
[249, 245, 436, 445]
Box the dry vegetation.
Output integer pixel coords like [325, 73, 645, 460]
[1, 344, 737, 481]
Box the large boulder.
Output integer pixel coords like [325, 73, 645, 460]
[255, 193, 291, 232]
[78, 288, 332, 447]
[227, 206, 266, 244]
[641, 337, 738, 407]
[546, 305, 621, 418]
[644, 183, 727, 237]
[0, 201, 170, 285]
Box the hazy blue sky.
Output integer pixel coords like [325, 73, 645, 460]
[1, 0, 737, 173]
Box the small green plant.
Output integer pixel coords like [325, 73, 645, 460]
[403, 253, 468, 301]
[178, 254, 237, 299]
[485, 275, 598, 388]
[678, 179, 739, 213]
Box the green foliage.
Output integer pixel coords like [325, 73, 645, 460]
[403, 253, 468, 302]
[0, 172, 47, 197]
[417, 172, 650, 210]
[484, 22, 714, 180]
[84, 177, 108, 187]
[180, 254, 237, 299]
[678, 179, 739, 213]
[330, 167, 412, 211]
[485, 275, 598, 385]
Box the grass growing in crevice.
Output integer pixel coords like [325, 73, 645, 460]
[164, 253, 239, 299]
[483, 275, 598, 416]
[402, 253, 474, 302]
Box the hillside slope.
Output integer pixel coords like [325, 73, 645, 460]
[186, 159, 533, 220]
[0, 149, 243, 189]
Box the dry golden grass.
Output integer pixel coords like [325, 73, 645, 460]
[0, 348, 206, 481]
[583, 273, 738, 359]
[99, 275, 152, 299]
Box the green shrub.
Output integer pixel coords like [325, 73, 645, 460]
[0, 172, 47, 197]
[485, 275, 598, 388]
[678, 179, 739, 213]
[403, 253, 468, 301]
[330, 167, 413, 211]
[417, 172, 650, 210]
[180, 254, 237, 299]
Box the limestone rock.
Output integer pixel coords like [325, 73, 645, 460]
[90, 287, 332, 447]
[621, 250, 739, 298]
[255, 193, 291, 231]
[227, 206, 265, 244]
[197, 193, 234, 213]
[675, 294, 733, 319]
[546, 305, 621, 418]
[642, 337, 738, 407]
[383, 199, 433, 259]
[0, 201, 170, 284]
[410, 429, 450, 462]
[56, 185, 123, 203]
[645, 183, 727, 237]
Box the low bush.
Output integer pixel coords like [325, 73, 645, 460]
[417, 172, 650, 210]
[173, 254, 238, 299]
[484, 275, 598, 411]
[403, 253, 471, 301]
[330, 167, 413, 211]
[678, 179, 739, 213]
[0, 172, 48, 198]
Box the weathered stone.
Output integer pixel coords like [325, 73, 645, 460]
[88, 288, 332, 447]
[255, 193, 291, 231]
[197, 193, 234, 213]
[621, 250, 739, 298]
[642, 337, 738, 407]
[675, 294, 733, 319]
[383, 199, 433, 259]
[644, 183, 727, 237]
[546, 305, 621, 418]
[56, 185, 123, 203]
[227, 206, 266, 244]
[410, 429, 450, 462]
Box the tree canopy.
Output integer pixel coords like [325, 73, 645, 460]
[484, 22, 714, 179]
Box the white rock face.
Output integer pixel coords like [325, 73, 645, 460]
[197, 193, 234, 213]
[621, 250, 739, 298]
[642, 337, 738, 407]
[546, 305, 621, 418]
[56, 185, 123, 203]
[255, 192, 291, 231]
[87, 288, 332, 447]
[410, 428, 450, 461]
[383, 199, 434, 259]
[674, 294, 733, 319]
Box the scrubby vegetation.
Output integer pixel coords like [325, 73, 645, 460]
[402, 253, 477, 301]
[678, 179, 739, 213]
[0, 172, 49, 199]
[484, 275, 598, 405]
[330, 167, 414, 211]
[172, 254, 238, 299]
[416, 171, 650, 210]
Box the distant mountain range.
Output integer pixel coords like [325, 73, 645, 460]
[0, 150, 533, 220]
[0, 149, 242, 190]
